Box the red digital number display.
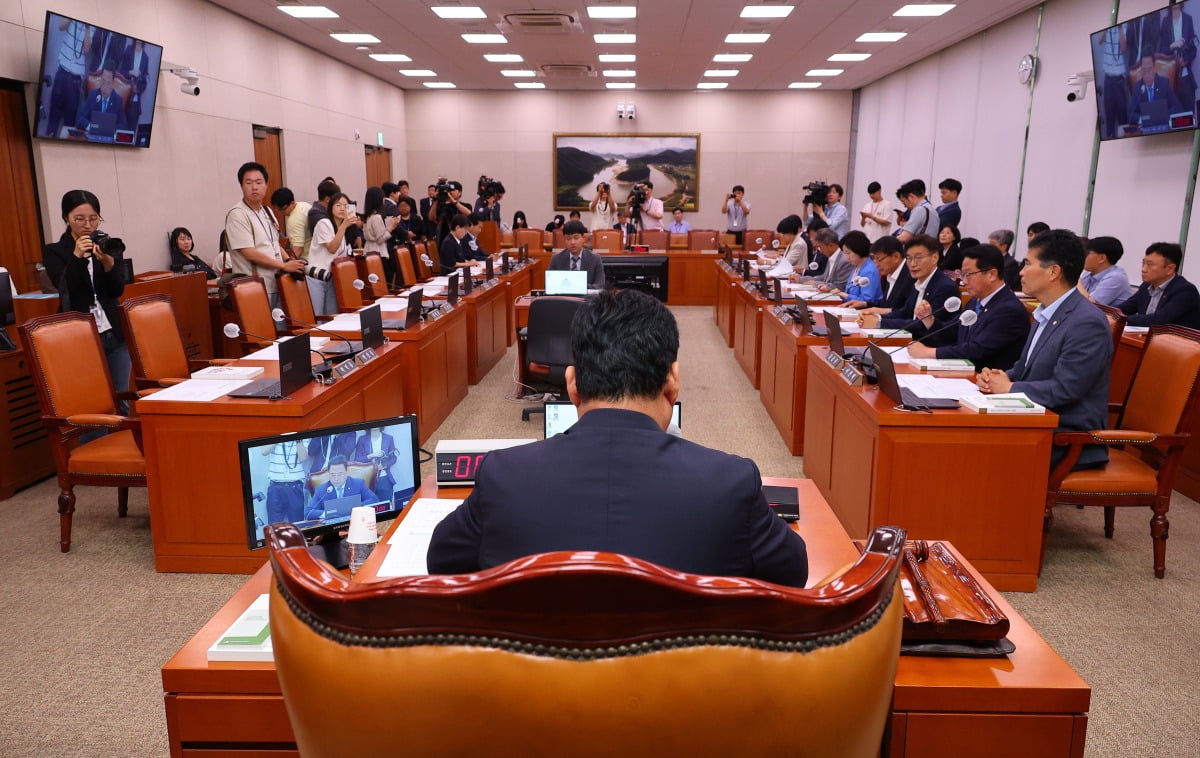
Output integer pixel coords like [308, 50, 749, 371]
[451, 454, 488, 479]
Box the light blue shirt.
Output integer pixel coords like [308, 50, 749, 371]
[843, 258, 882, 302]
[823, 202, 850, 238]
[1026, 288, 1075, 358]
[668, 220, 691, 233]
[1081, 265, 1132, 307]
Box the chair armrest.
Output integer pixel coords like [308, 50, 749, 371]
[135, 388, 162, 398]
[64, 413, 132, 430]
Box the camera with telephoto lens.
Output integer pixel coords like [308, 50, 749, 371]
[88, 230, 125, 256]
[802, 181, 830, 206]
[629, 183, 648, 207]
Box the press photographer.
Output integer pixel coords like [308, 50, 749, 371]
[627, 180, 664, 231]
[428, 179, 472, 243]
[473, 175, 505, 223]
[804, 181, 849, 238]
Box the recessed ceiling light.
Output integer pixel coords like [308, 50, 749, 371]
[599, 53, 636, 62]
[602, 69, 637, 77]
[739, 4, 793, 18]
[697, 82, 728, 89]
[606, 82, 636, 89]
[713, 53, 753, 63]
[462, 33, 507, 43]
[278, 5, 338, 18]
[587, 6, 637, 18]
[704, 69, 739, 77]
[354, 46, 370, 50]
[431, 5, 486, 19]
[828, 53, 871, 62]
[594, 33, 637, 43]
[369, 53, 413, 62]
[725, 33, 770, 43]
[857, 32, 907, 42]
[399, 69, 437, 77]
[423, 82, 457, 88]
[806, 69, 843, 77]
[515, 82, 546, 89]
[500, 70, 536, 77]
[330, 33, 380, 44]
[894, 4, 956, 17]
[789, 82, 822, 89]
[485, 53, 524, 62]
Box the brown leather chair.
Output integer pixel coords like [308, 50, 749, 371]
[356, 254, 391, 298]
[119, 294, 213, 389]
[1044, 325, 1200, 578]
[1094, 302, 1128, 355]
[638, 229, 668, 249]
[689, 229, 719, 249]
[551, 227, 566, 249]
[266, 522, 905, 758]
[591, 228, 621, 252]
[394, 244, 420, 287]
[18, 313, 147, 552]
[275, 272, 321, 326]
[668, 232, 688, 249]
[743, 230, 775, 252]
[229, 277, 283, 353]
[331, 258, 366, 312]
[514, 228, 544, 252]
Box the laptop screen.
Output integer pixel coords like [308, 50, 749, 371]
[545, 270, 588, 295]
[867, 342, 904, 405]
[544, 401, 682, 438]
[359, 304, 384, 349]
[406, 287, 423, 328]
[277, 333, 313, 396]
[824, 311, 847, 355]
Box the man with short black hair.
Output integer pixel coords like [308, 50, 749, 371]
[439, 213, 476, 275]
[428, 289, 808, 586]
[895, 180, 938, 241]
[860, 235, 958, 345]
[225, 162, 305, 305]
[936, 178, 963, 229]
[381, 182, 401, 218]
[549, 220, 605, 289]
[304, 456, 374, 520]
[1026, 222, 1050, 242]
[1079, 236, 1132, 306]
[723, 185, 750, 243]
[809, 183, 849, 238]
[979, 229, 1112, 468]
[859, 181, 893, 240]
[1118, 242, 1200, 328]
[270, 187, 313, 260]
[308, 179, 340, 236]
[846, 236, 912, 310]
[632, 180, 665, 231]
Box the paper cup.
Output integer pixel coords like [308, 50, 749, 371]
[346, 505, 378, 544]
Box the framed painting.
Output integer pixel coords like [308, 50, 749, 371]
[554, 133, 700, 211]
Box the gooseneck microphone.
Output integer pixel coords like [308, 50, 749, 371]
[229, 321, 334, 379]
[887, 308, 978, 355]
[270, 308, 358, 363]
[871, 296, 963, 343]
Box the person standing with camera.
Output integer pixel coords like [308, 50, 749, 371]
[629, 181, 664, 231]
[43, 189, 131, 398]
[307, 192, 360, 316]
[723, 185, 750, 245]
[428, 180, 472, 245]
[806, 183, 850, 239]
[589, 182, 618, 231]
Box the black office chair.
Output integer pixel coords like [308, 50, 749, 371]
[520, 296, 585, 421]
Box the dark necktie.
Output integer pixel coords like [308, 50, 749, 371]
[571, 257, 580, 271]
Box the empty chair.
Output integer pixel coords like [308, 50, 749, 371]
[355, 254, 392, 298]
[551, 227, 566, 249]
[276, 271, 321, 325]
[332, 258, 366, 312]
[514, 228, 544, 253]
[229, 278, 283, 353]
[521, 296, 586, 421]
[592, 229, 622, 252]
[639, 229, 668, 250]
[119, 294, 215, 388]
[688, 229, 719, 249]
[743, 230, 775, 252]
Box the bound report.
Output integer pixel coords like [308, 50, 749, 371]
[960, 392, 1046, 414]
[190, 365, 265, 381]
[206, 594, 272, 662]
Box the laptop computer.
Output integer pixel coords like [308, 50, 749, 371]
[447, 273, 460, 306]
[867, 342, 960, 410]
[1139, 98, 1169, 127]
[485, 257, 495, 281]
[360, 304, 386, 348]
[824, 311, 865, 359]
[791, 297, 826, 336]
[227, 333, 313, 399]
[461, 267, 473, 294]
[307, 495, 362, 525]
[86, 110, 118, 141]
[544, 401, 681, 438]
[501, 251, 511, 274]
[545, 270, 588, 296]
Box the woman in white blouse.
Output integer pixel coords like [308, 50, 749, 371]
[307, 192, 360, 315]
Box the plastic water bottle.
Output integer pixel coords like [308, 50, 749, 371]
[347, 540, 376, 578]
[346, 505, 379, 578]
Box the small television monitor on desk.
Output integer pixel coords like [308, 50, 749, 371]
[601, 255, 669, 302]
[237, 415, 420, 549]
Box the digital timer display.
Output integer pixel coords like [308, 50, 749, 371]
[436, 453, 488, 482]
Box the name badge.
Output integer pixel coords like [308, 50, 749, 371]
[428, 309, 443, 321]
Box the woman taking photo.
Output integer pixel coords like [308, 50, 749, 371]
[362, 187, 400, 287]
[307, 191, 359, 315]
[589, 182, 617, 231]
[168, 227, 218, 280]
[43, 189, 130, 398]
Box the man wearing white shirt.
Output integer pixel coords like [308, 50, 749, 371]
[858, 181, 893, 241]
[632, 181, 665, 231]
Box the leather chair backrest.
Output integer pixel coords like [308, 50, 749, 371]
[526, 296, 585, 386]
[592, 229, 621, 252]
[411, 243, 433, 281]
[230, 279, 276, 341]
[1122, 326, 1200, 434]
[119, 294, 188, 382]
[1094, 302, 1127, 356]
[359, 254, 389, 298]
[395, 245, 418, 287]
[266, 523, 905, 758]
[331, 258, 364, 311]
[276, 273, 317, 325]
[689, 229, 719, 249]
[19, 313, 116, 417]
[744, 230, 775, 251]
[514, 228, 544, 252]
[639, 229, 668, 250]
[552, 228, 567, 249]
[85, 71, 132, 109]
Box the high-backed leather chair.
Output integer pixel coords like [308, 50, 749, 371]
[743, 230, 775, 252]
[514, 228, 544, 252]
[19, 313, 147, 552]
[119, 294, 213, 389]
[229, 277, 282, 353]
[591, 228, 621, 252]
[638, 229, 668, 249]
[688, 229, 719, 249]
[1044, 325, 1200, 577]
[266, 522, 905, 758]
[411, 242, 435, 281]
[356, 254, 391, 298]
[551, 227, 566, 249]
[275, 272, 321, 325]
[331, 258, 366, 312]
[1094, 302, 1128, 355]
[393, 244, 420, 287]
[521, 296, 585, 420]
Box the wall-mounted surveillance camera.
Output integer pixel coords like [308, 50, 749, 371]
[163, 61, 201, 96]
[1066, 71, 1094, 103]
[626, 103, 636, 120]
[180, 82, 200, 96]
[617, 103, 626, 119]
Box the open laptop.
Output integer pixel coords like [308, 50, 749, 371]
[86, 110, 118, 141]
[359, 304, 386, 348]
[793, 297, 827, 336]
[305, 495, 363, 527]
[227, 333, 313, 399]
[1139, 99, 1169, 128]
[824, 311, 865, 359]
[447, 273, 460, 306]
[544, 401, 681, 438]
[545, 269, 588, 296]
[867, 342, 960, 410]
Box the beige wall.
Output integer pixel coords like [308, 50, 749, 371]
[1, 0, 406, 272]
[404, 90, 852, 233]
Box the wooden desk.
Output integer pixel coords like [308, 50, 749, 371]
[803, 346, 1057, 591]
[0, 348, 55, 498]
[459, 279, 508, 385]
[514, 249, 719, 306]
[714, 260, 739, 347]
[137, 342, 408, 573]
[162, 475, 1089, 758]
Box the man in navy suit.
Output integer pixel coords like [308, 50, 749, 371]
[978, 230, 1112, 469]
[909, 244, 1030, 370]
[74, 68, 127, 132]
[861, 235, 959, 346]
[1128, 53, 1183, 125]
[304, 457, 375, 520]
[847, 236, 913, 310]
[548, 220, 606, 289]
[1118, 242, 1200, 329]
[429, 289, 808, 586]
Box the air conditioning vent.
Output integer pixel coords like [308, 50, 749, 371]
[540, 64, 596, 78]
[500, 11, 583, 34]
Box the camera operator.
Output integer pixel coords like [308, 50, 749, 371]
[805, 182, 849, 239]
[589, 182, 618, 230]
[628, 181, 664, 231]
[473, 177, 505, 223]
[43, 189, 131, 400]
[723, 185, 751, 245]
[428, 180, 472, 244]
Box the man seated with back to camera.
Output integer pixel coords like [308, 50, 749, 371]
[858, 235, 959, 346]
[978, 229, 1112, 469]
[548, 220, 606, 289]
[844, 236, 914, 311]
[1117, 241, 1200, 328]
[428, 289, 808, 586]
[908, 244, 1031, 370]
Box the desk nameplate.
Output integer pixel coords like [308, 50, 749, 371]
[334, 359, 359, 379]
[839, 362, 864, 386]
[825, 352, 844, 370]
[355, 347, 379, 366]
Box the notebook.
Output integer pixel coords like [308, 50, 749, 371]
[867, 342, 960, 410]
[227, 333, 312, 399]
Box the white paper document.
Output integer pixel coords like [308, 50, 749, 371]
[372, 297, 409, 310]
[886, 347, 913, 364]
[137, 378, 254, 402]
[376, 498, 464, 578]
[243, 335, 328, 360]
[896, 375, 979, 399]
[810, 306, 860, 319]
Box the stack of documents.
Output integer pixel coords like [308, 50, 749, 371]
[959, 393, 1047, 414]
[895, 375, 980, 400]
[190, 365, 264, 381]
[910, 357, 975, 372]
[376, 499, 462, 577]
[207, 594, 273, 662]
[138, 378, 254, 402]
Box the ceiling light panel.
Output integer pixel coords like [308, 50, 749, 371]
[602, 69, 637, 77]
[330, 33, 380, 44]
[278, 5, 338, 18]
[713, 53, 753, 63]
[431, 6, 486, 19]
[828, 53, 871, 62]
[894, 4, 956, 17]
[704, 69, 739, 77]
[587, 6, 637, 18]
[725, 33, 770, 43]
[424, 82, 456, 88]
[599, 54, 636, 62]
[515, 82, 546, 89]
[739, 5, 793, 18]
[500, 70, 536, 77]
[806, 68, 843, 76]
[399, 69, 437, 76]
[485, 53, 523, 62]
[789, 82, 822, 88]
[856, 32, 907, 42]
[462, 33, 507, 43]
[697, 82, 728, 89]
[594, 33, 637, 43]
[369, 53, 412, 62]
[606, 82, 636, 89]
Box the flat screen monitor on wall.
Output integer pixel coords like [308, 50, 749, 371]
[33, 11, 164, 148]
[1091, 1, 1200, 141]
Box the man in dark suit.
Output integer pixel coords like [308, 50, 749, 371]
[862, 235, 959, 346]
[1118, 241, 1200, 329]
[1128, 53, 1183, 125]
[548, 220, 606, 289]
[848, 235, 912, 310]
[304, 457, 376, 520]
[978, 229, 1113, 468]
[74, 68, 126, 131]
[908, 244, 1030, 370]
[429, 289, 808, 586]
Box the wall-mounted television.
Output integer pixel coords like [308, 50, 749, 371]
[33, 11, 163, 148]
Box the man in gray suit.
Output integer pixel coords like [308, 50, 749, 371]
[977, 229, 1112, 468]
[548, 220, 606, 289]
[798, 227, 852, 291]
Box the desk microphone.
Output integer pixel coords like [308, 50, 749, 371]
[223, 322, 334, 379]
[870, 296, 963, 343]
[366, 273, 389, 297]
[269, 308, 358, 364]
[420, 253, 437, 274]
[887, 309, 977, 355]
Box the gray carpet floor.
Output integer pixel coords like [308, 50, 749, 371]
[0, 306, 1196, 756]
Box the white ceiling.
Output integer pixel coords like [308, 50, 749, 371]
[207, 0, 1045, 91]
